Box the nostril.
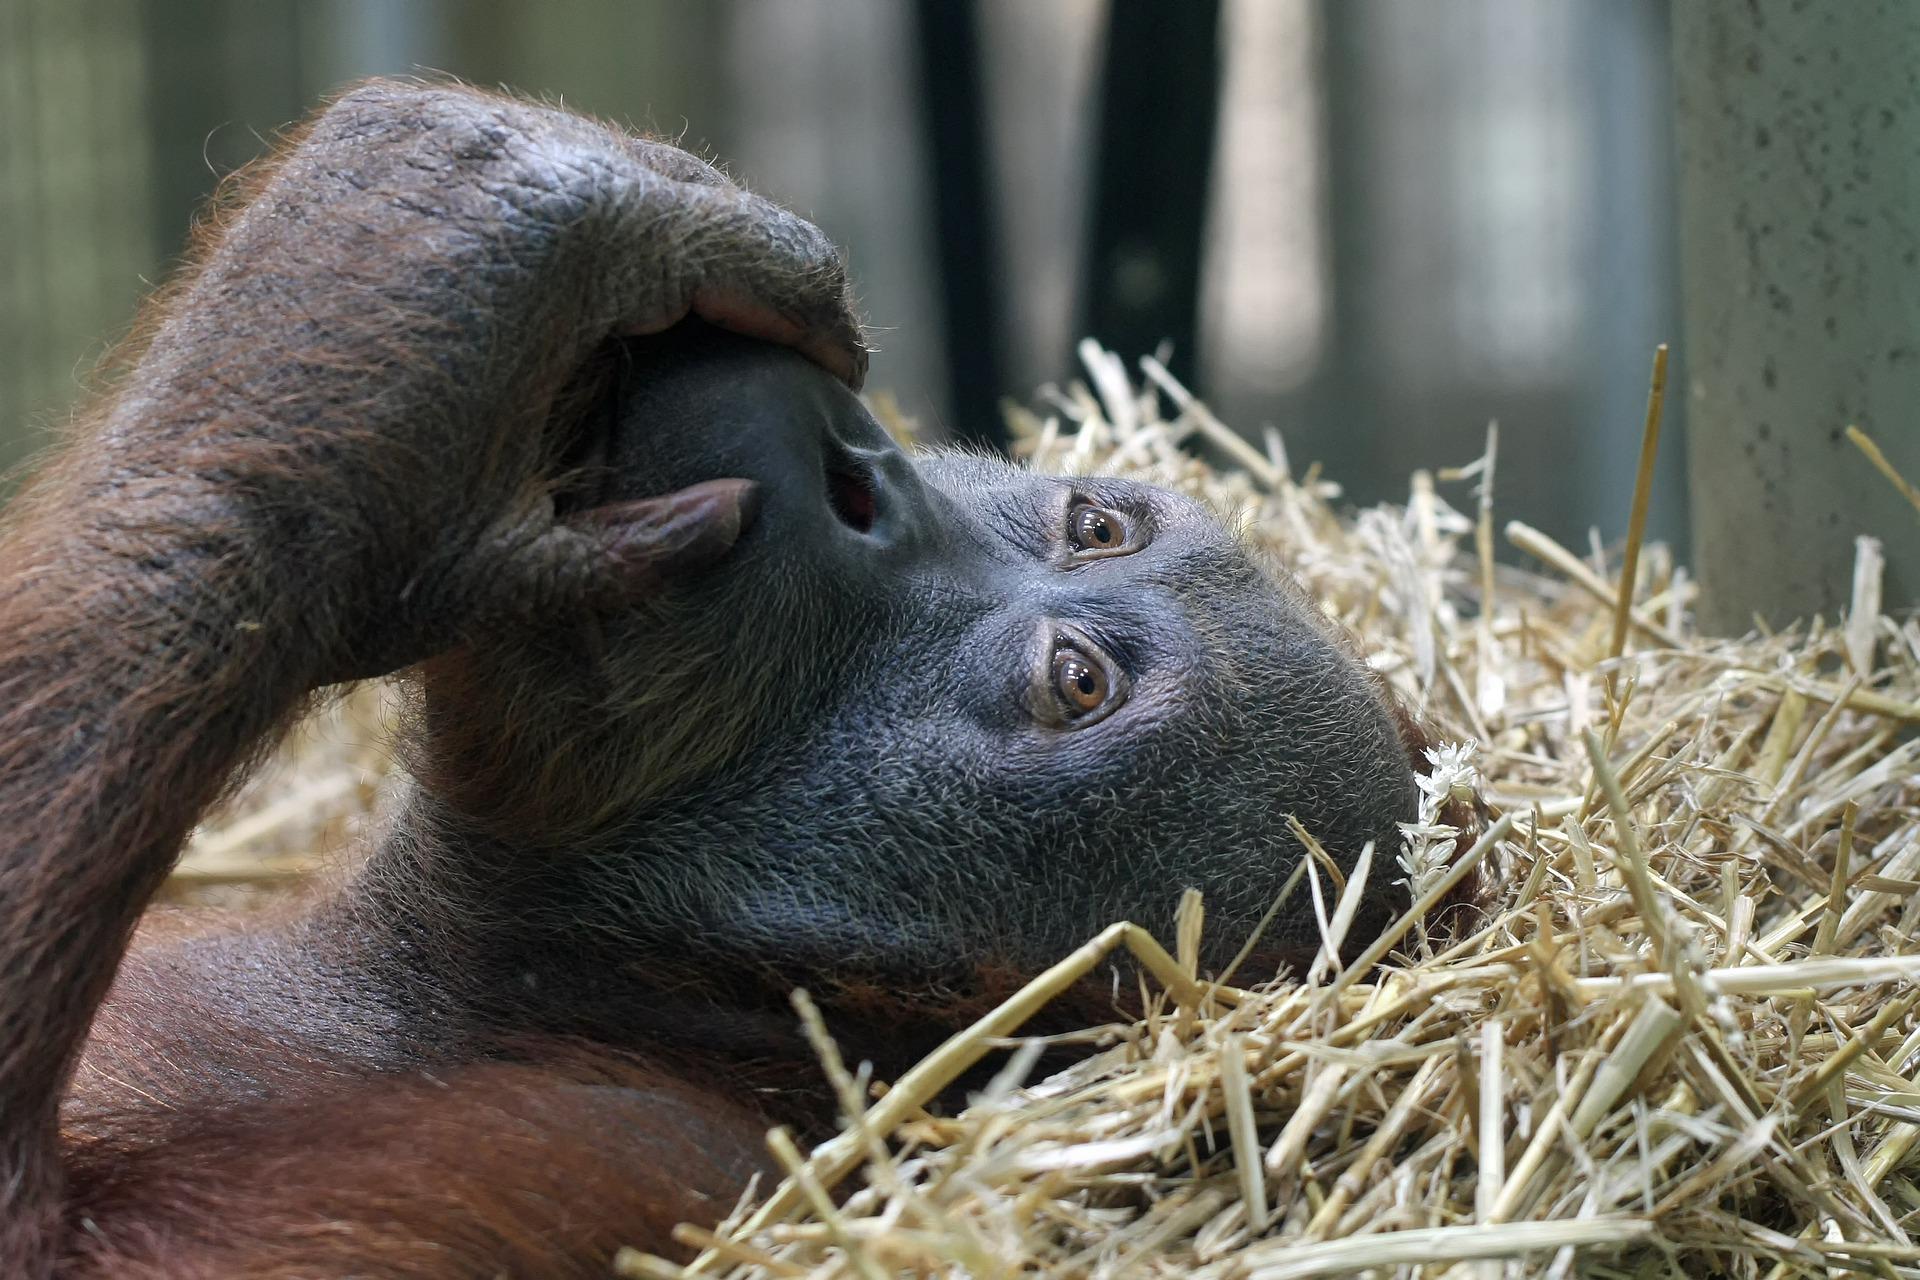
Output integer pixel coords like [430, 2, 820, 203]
[827, 464, 877, 533]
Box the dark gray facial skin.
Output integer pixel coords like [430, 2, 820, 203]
[356, 322, 1421, 1062]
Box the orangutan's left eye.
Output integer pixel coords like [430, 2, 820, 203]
[1053, 649, 1107, 713]
[1029, 628, 1129, 729]
[1067, 502, 1138, 558]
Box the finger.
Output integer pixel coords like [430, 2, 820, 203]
[347, 481, 759, 678]
[686, 285, 869, 388]
[467, 480, 759, 633]
[621, 184, 868, 390]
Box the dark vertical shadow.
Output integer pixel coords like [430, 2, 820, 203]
[1078, 0, 1222, 391]
[1306, 0, 1384, 495]
[911, 0, 1009, 452]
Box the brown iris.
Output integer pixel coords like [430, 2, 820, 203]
[1053, 648, 1108, 714]
[1069, 503, 1128, 553]
[1029, 625, 1129, 729]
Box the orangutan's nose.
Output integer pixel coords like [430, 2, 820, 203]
[817, 424, 941, 558]
[826, 459, 876, 534]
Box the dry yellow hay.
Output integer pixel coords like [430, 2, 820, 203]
[165, 683, 396, 906]
[175, 344, 1920, 1279]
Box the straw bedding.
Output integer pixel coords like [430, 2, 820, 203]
[173, 346, 1920, 1279]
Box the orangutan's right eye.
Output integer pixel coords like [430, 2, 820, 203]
[1065, 500, 1141, 559]
[1072, 505, 1123, 549]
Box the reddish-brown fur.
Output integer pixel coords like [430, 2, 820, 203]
[63, 1049, 770, 1278]
[0, 78, 863, 1277]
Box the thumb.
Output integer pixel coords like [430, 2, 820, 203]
[476, 478, 763, 624]
[562, 478, 762, 601]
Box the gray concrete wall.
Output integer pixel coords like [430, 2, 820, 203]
[1674, 1, 1920, 630]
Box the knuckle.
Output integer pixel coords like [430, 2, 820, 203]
[305, 87, 857, 344]
[498, 140, 616, 226]
[313, 79, 473, 144]
[708, 191, 847, 277]
[310, 81, 632, 235]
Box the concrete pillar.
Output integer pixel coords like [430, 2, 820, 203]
[1673, 1, 1920, 631]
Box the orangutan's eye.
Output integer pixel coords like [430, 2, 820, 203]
[1030, 629, 1128, 728]
[1067, 503, 1134, 557]
[1054, 649, 1107, 713]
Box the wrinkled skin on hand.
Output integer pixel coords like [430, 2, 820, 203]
[0, 81, 1422, 1277]
[114, 79, 865, 681]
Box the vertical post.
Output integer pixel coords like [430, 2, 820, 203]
[911, 0, 1009, 452]
[1079, 0, 1222, 389]
[1673, 2, 1920, 630]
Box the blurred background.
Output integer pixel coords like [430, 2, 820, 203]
[0, 0, 1687, 554]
